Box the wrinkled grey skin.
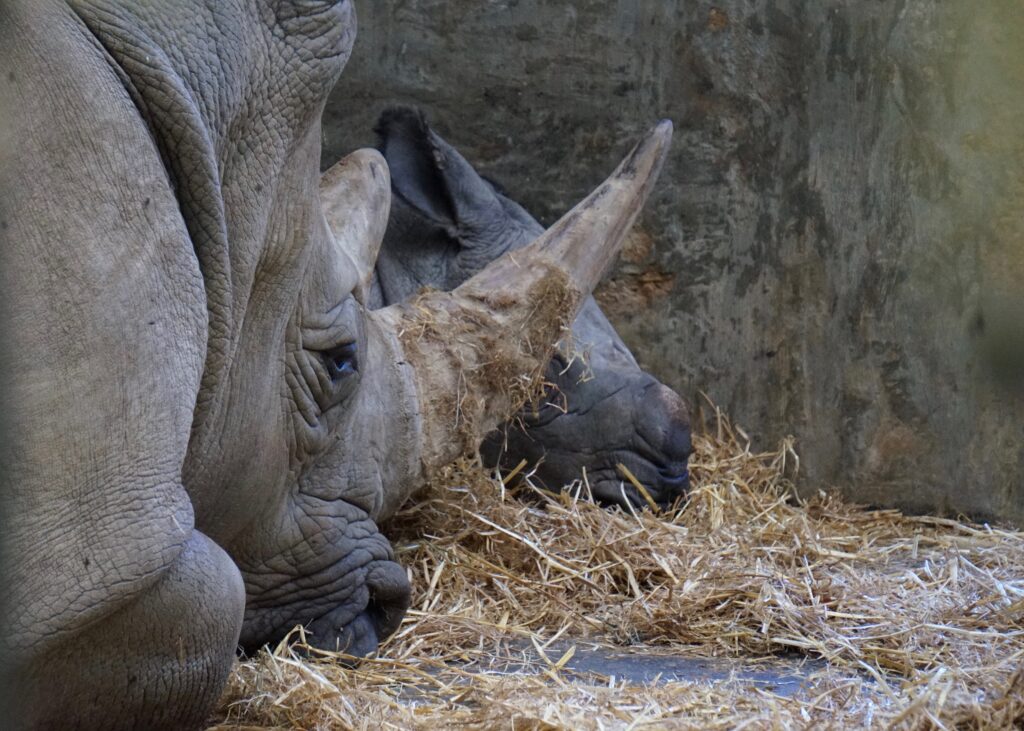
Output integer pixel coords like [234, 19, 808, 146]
[370, 109, 692, 509]
[1, 1, 417, 728]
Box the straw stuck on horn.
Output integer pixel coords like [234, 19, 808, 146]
[377, 120, 673, 476]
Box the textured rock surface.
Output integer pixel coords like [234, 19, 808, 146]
[324, 1, 1024, 524]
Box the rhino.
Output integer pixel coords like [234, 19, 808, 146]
[0, 1, 670, 728]
[368, 109, 692, 509]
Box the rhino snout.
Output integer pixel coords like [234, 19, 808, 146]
[638, 382, 692, 470]
[303, 559, 411, 659]
[566, 376, 692, 510]
[481, 368, 693, 511]
[632, 381, 692, 502]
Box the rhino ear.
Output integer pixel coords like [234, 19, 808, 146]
[375, 107, 504, 236]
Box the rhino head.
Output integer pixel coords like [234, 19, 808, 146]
[370, 109, 691, 509]
[1, 1, 670, 727]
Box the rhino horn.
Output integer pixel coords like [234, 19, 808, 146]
[320, 149, 391, 305]
[374, 120, 673, 476]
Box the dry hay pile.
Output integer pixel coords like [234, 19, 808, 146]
[212, 406, 1024, 730]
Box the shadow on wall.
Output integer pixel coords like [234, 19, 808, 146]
[324, 1, 1024, 526]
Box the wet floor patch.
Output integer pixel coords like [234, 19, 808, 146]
[457, 640, 842, 698]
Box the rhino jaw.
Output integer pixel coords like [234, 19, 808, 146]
[376, 121, 673, 484]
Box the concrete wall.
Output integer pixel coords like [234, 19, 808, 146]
[323, 1, 1024, 524]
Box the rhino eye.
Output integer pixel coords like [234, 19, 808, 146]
[322, 342, 358, 381]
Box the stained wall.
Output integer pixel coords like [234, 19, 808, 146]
[323, 1, 1024, 524]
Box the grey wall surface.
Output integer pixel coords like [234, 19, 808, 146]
[323, 1, 1024, 525]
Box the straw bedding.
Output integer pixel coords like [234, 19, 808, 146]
[210, 404, 1024, 730]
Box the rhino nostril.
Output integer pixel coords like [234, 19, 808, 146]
[661, 425, 692, 464]
[337, 612, 380, 661]
[365, 560, 412, 642]
[365, 596, 406, 645]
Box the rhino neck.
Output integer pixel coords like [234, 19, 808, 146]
[71, 2, 237, 373]
[68, 1, 307, 541]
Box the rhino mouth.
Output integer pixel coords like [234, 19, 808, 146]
[526, 446, 691, 510]
[485, 425, 693, 511]
[300, 558, 411, 659]
[585, 457, 691, 510]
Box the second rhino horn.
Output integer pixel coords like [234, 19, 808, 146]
[373, 120, 674, 478]
[320, 149, 392, 305]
